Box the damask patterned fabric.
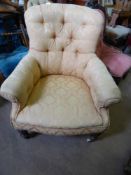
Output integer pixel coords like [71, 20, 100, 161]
[16, 75, 103, 128]
[0, 4, 121, 135]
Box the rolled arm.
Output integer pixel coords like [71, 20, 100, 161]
[83, 54, 121, 108]
[0, 54, 41, 108]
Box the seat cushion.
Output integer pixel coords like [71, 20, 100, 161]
[16, 75, 103, 131]
[106, 25, 130, 39]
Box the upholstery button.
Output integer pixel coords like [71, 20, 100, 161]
[75, 50, 79, 54]
[69, 35, 73, 40]
[52, 33, 56, 39]
[40, 18, 44, 24]
[82, 22, 86, 26]
[61, 18, 65, 25]
[61, 47, 64, 52]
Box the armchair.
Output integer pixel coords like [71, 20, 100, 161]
[0, 4, 121, 138]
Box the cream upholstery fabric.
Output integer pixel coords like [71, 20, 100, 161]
[16, 75, 102, 128]
[27, 0, 52, 9]
[0, 55, 40, 108]
[26, 5, 103, 54]
[0, 4, 121, 135]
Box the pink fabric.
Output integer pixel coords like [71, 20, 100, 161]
[127, 34, 131, 46]
[96, 40, 131, 77]
[96, 9, 131, 77]
[109, 13, 119, 27]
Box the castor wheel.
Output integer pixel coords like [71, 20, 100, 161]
[86, 133, 101, 142]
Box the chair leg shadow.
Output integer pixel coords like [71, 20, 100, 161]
[18, 130, 40, 139]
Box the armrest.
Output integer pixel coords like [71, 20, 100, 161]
[83, 54, 121, 108]
[0, 54, 40, 108]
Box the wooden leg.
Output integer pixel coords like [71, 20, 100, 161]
[18, 130, 39, 139]
[124, 158, 131, 175]
[0, 73, 5, 85]
[24, 0, 28, 11]
[19, 22, 29, 47]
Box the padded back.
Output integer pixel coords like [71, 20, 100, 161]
[27, 0, 52, 9]
[25, 4, 104, 76]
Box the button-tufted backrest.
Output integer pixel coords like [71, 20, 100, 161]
[25, 4, 104, 77]
[27, 0, 52, 9]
